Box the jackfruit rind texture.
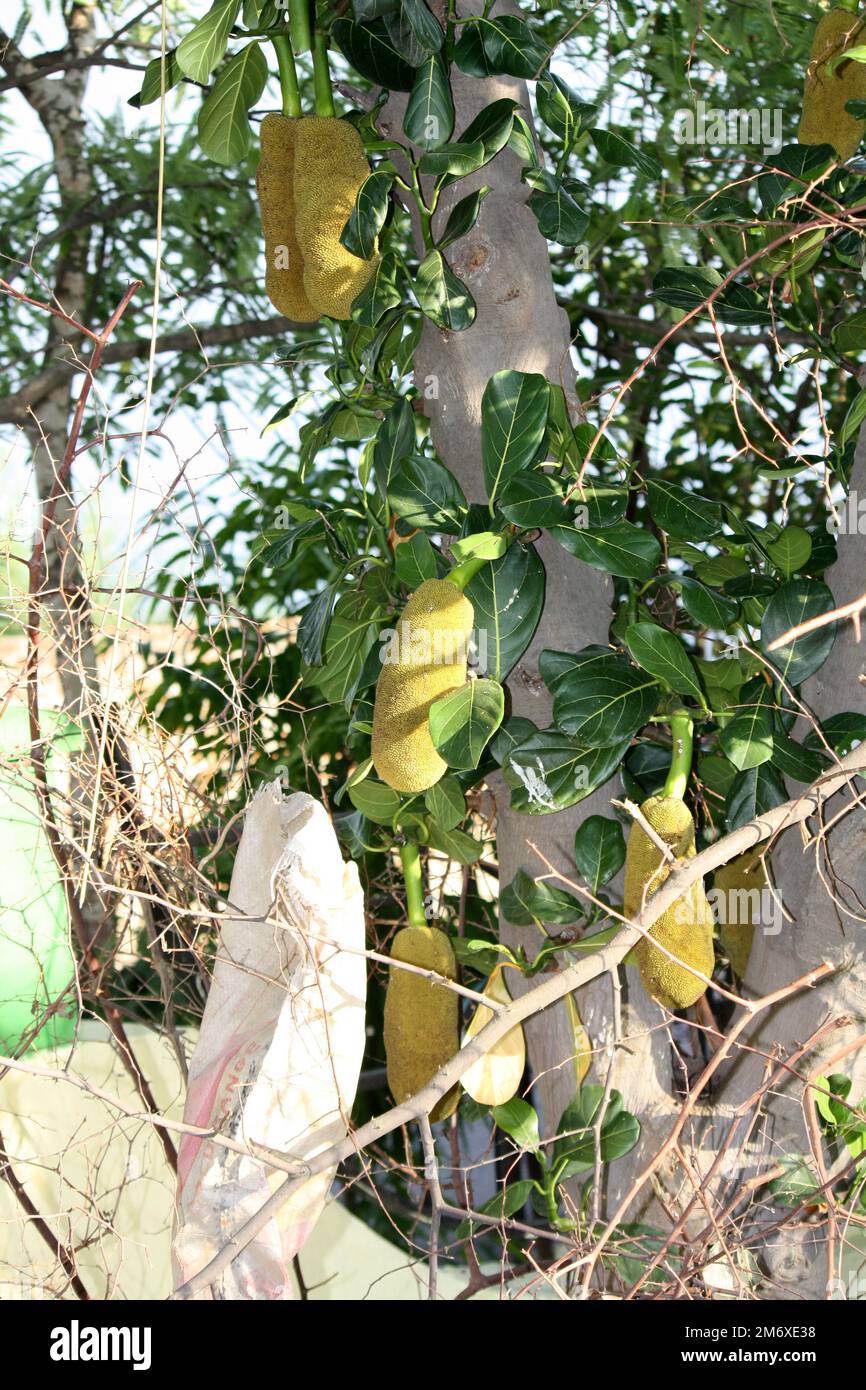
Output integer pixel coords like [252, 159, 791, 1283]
[371, 578, 474, 794]
[256, 115, 320, 323]
[635, 870, 715, 1010]
[798, 8, 866, 161]
[623, 795, 695, 919]
[461, 965, 526, 1106]
[715, 848, 767, 979]
[293, 116, 379, 320]
[624, 796, 713, 1009]
[384, 925, 459, 1122]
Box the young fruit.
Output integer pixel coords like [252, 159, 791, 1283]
[799, 8, 866, 161]
[714, 848, 767, 979]
[384, 924, 459, 1122]
[371, 579, 474, 794]
[256, 115, 320, 323]
[293, 117, 379, 319]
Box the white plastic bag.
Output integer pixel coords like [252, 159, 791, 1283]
[173, 783, 366, 1299]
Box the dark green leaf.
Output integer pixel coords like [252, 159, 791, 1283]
[501, 868, 582, 927]
[481, 370, 549, 506]
[504, 730, 627, 815]
[297, 580, 339, 665]
[761, 579, 836, 685]
[418, 139, 485, 177]
[646, 478, 723, 541]
[526, 172, 590, 245]
[176, 0, 240, 82]
[351, 252, 402, 325]
[332, 17, 417, 90]
[436, 185, 489, 250]
[771, 733, 826, 783]
[624, 623, 704, 702]
[424, 774, 465, 831]
[347, 778, 402, 823]
[197, 41, 267, 165]
[679, 577, 738, 630]
[719, 701, 774, 772]
[387, 452, 467, 530]
[550, 520, 660, 580]
[394, 530, 437, 587]
[589, 127, 662, 178]
[492, 1097, 542, 1152]
[573, 816, 626, 892]
[465, 543, 545, 680]
[478, 16, 548, 78]
[552, 652, 659, 747]
[373, 396, 415, 497]
[404, 52, 453, 149]
[341, 169, 394, 260]
[129, 50, 182, 108]
[428, 678, 505, 770]
[536, 70, 596, 143]
[414, 250, 476, 330]
[457, 97, 518, 163]
[804, 712, 866, 756]
[498, 472, 564, 529]
[427, 823, 481, 864]
[726, 762, 787, 831]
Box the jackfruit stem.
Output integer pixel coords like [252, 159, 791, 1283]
[449, 552, 496, 592]
[273, 35, 301, 119]
[312, 28, 336, 118]
[663, 712, 693, 800]
[289, 0, 313, 54]
[400, 842, 428, 928]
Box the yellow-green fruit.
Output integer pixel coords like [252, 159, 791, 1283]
[715, 849, 767, 979]
[255, 115, 320, 323]
[293, 117, 379, 320]
[565, 992, 592, 1088]
[384, 925, 459, 1122]
[798, 8, 866, 161]
[635, 870, 715, 1010]
[461, 965, 526, 1106]
[623, 795, 696, 919]
[371, 579, 474, 794]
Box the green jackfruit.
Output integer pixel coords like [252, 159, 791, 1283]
[256, 115, 320, 323]
[624, 796, 714, 1010]
[371, 579, 474, 794]
[293, 117, 379, 320]
[799, 8, 866, 161]
[384, 924, 459, 1122]
[714, 848, 767, 979]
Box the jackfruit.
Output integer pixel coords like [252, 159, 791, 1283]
[293, 116, 379, 320]
[799, 8, 866, 161]
[371, 578, 474, 794]
[635, 870, 716, 1010]
[256, 114, 320, 323]
[564, 992, 592, 1087]
[384, 924, 459, 1122]
[624, 796, 713, 1010]
[461, 965, 526, 1106]
[714, 848, 767, 979]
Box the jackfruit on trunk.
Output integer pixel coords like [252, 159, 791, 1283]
[293, 117, 379, 320]
[383, 924, 459, 1122]
[624, 796, 714, 1010]
[799, 8, 866, 161]
[461, 965, 526, 1106]
[715, 848, 767, 979]
[256, 114, 320, 323]
[371, 578, 474, 794]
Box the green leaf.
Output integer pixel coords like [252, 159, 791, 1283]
[536, 70, 597, 144]
[401, 0, 443, 52]
[805, 712, 866, 756]
[387, 453, 466, 531]
[490, 716, 537, 766]
[694, 553, 749, 588]
[761, 579, 836, 686]
[424, 774, 465, 831]
[394, 530, 437, 587]
[492, 1097, 542, 1153]
[501, 867, 582, 927]
[457, 97, 518, 164]
[726, 762, 787, 831]
[436, 185, 489, 250]
[176, 0, 240, 83]
[499, 472, 564, 529]
[297, 580, 340, 665]
[373, 396, 415, 496]
[832, 308, 866, 354]
[589, 127, 662, 179]
[650, 266, 771, 325]
[465, 542, 545, 680]
[404, 52, 453, 149]
[504, 730, 627, 815]
[351, 252, 403, 325]
[646, 478, 723, 541]
[719, 700, 774, 771]
[332, 17, 417, 89]
[307, 585, 386, 707]
[477, 15, 548, 78]
[570, 482, 629, 529]
[196, 42, 267, 166]
[550, 520, 660, 580]
[624, 623, 704, 702]
[427, 823, 481, 864]
[341, 170, 394, 260]
[481, 370, 550, 507]
[525, 171, 589, 245]
[429, 678, 504, 770]
[766, 525, 812, 578]
[414, 250, 476, 330]
[679, 577, 738, 630]
[813, 1073, 853, 1129]
[573, 816, 626, 893]
[551, 652, 659, 747]
[450, 531, 506, 563]
[453, 23, 495, 77]
[129, 50, 182, 108]
[418, 139, 485, 177]
[770, 732, 826, 783]
[841, 384, 866, 448]
[347, 778, 402, 823]
[553, 1087, 640, 1176]
[455, 1180, 536, 1238]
